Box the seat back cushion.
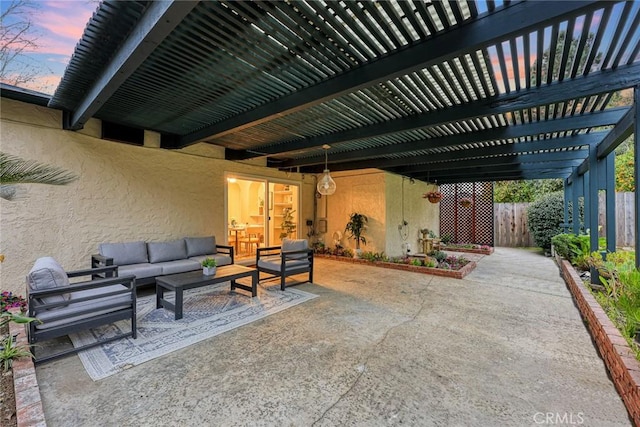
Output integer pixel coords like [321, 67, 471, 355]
[99, 241, 148, 265]
[26, 257, 71, 304]
[282, 239, 309, 260]
[147, 239, 188, 263]
[185, 236, 217, 257]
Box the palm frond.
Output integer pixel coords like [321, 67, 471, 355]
[0, 152, 78, 186]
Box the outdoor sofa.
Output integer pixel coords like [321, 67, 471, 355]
[26, 256, 136, 363]
[91, 236, 234, 288]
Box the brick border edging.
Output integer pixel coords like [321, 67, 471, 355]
[8, 309, 46, 427]
[315, 254, 476, 279]
[441, 246, 494, 255]
[556, 257, 640, 425]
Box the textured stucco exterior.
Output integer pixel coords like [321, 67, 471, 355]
[319, 170, 439, 257]
[384, 174, 439, 256]
[0, 98, 314, 295]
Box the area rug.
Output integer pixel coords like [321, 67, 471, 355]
[69, 281, 317, 380]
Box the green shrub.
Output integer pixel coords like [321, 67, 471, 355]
[429, 250, 447, 262]
[527, 191, 566, 251]
[551, 234, 573, 259]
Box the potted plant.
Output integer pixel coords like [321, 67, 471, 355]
[422, 191, 443, 203]
[345, 212, 368, 257]
[459, 197, 472, 207]
[201, 258, 217, 276]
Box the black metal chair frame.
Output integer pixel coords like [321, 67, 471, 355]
[256, 245, 314, 290]
[27, 265, 136, 364]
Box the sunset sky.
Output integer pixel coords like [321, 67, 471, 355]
[1, 0, 98, 94]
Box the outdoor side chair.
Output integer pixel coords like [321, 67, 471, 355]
[26, 257, 137, 363]
[256, 238, 314, 290]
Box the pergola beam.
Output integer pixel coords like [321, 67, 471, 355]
[301, 132, 602, 173]
[228, 62, 640, 159]
[597, 107, 635, 158]
[385, 150, 588, 174]
[426, 170, 573, 184]
[281, 109, 626, 168]
[177, 1, 601, 147]
[64, 1, 198, 130]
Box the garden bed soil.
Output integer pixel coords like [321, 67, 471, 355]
[315, 254, 476, 279]
[556, 255, 640, 425]
[440, 245, 494, 255]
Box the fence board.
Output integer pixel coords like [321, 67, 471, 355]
[495, 192, 635, 248]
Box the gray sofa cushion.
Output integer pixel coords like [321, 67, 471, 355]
[99, 241, 148, 265]
[185, 236, 217, 257]
[34, 285, 132, 330]
[282, 239, 309, 260]
[26, 257, 71, 305]
[257, 256, 309, 272]
[119, 263, 163, 279]
[158, 259, 201, 275]
[188, 254, 232, 267]
[147, 239, 187, 263]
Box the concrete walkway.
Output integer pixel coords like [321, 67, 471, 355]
[36, 248, 631, 426]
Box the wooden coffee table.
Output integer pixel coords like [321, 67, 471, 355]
[156, 264, 258, 320]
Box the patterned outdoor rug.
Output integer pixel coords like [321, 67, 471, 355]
[69, 281, 317, 380]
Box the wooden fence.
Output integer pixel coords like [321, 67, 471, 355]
[494, 192, 636, 248]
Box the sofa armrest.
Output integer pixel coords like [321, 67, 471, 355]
[28, 274, 136, 313]
[68, 265, 118, 278]
[216, 244, 234, 264]
[91, 254, 116, 279]
[257, 246, 281, 261]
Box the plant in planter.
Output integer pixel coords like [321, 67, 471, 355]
[459, 197, 473, 207]
[201, 258, 217, 276]
[422, 190, 443, 203]
[345, 212, 368, 256]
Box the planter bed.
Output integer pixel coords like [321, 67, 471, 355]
[441, 245, 494, 255]
[315, 254, 476, 279]
[556, 255, 640, 425]
[7, 308, 46, 427]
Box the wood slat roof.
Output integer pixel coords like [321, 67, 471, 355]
[48, 0, 640, 183]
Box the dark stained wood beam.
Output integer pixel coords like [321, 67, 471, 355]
[64, 2, 198, 130]
[597, 106, 635, 158]
[227, 62, 640, 159]
[300, 132, 604, 173]
[280, 110, 625, 167]
[177, 1, 602, 147]
[425, 169, 573, 184]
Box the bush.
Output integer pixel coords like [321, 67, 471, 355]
[527, 191, 566, 251]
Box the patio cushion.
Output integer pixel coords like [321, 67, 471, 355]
[26, 257, 71, 305]
[99, 241, 148, 265]
[119, 263, 162, 279]
[34, 285, 131, 330]
[282, 239, 309, 260]
[147, 239, 187, 263]
[188, 254, 232, 267]
[158, 259, 201, 275]
[257, 256, 309, 272]
[185, 236, 217, 257]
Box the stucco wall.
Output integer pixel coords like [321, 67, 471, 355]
[318, 170, 438, 257]
[0, 98, 313, 294]
[384, 174, 439, 257]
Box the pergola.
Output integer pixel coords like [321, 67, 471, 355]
[16, 1, 639, 264]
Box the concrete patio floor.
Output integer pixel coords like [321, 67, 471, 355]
[35, 247, 631, 426]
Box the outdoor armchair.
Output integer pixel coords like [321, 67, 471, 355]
[26, 257, 136, 363]
[256, 239, 314, 290]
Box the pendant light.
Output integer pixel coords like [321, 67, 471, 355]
[317, 144, 336, 195]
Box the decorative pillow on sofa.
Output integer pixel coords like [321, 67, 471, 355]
[185, 236, 217, 257]
[147, 239, 188, 263]
[99, 241, 148, 265]
[26, 257, 71, 304]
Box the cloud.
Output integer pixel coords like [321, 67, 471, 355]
[34, 2, 96, 57]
